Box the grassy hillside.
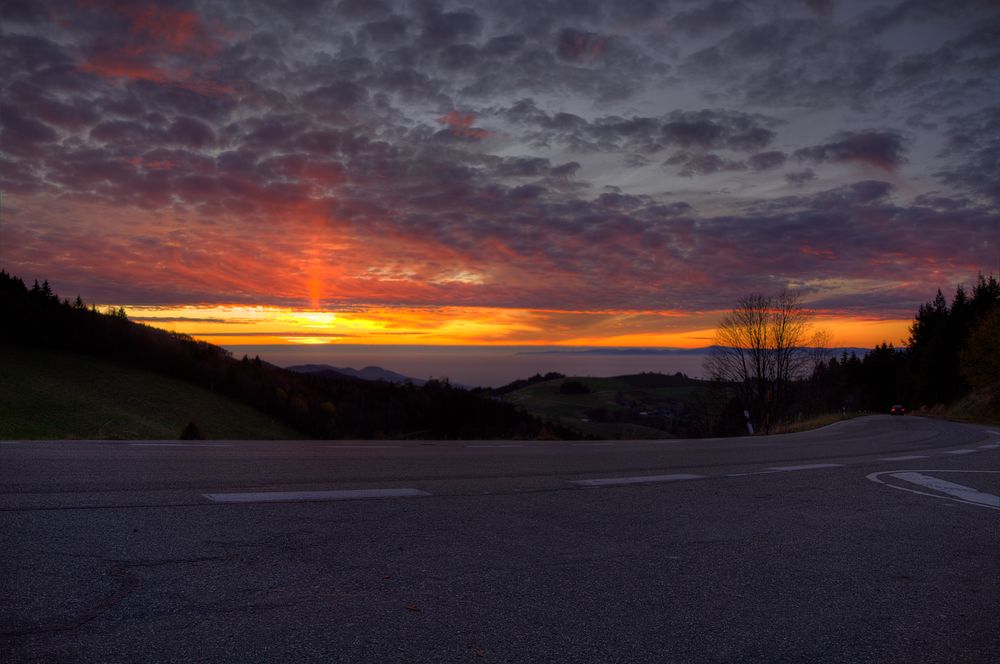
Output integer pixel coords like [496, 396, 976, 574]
[1, 272, 569, 440]
[503, 374, 706, 439]
[0, 345, 304, 440]
[918, 387, 1000, 426]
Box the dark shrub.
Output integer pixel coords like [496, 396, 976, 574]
[560, 380, 591, 395]
[180, 421, 204, 440]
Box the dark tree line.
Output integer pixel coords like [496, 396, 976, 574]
[0, 271, 581, 439]
[701, 276, 999, 435]
[476, 372, 566, 396]
[803, 274, 1000, 414]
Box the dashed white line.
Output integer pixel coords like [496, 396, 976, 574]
[944, 449, 978, 455]
[571, 474, 704, 487]
[129, 443, 231, 447]
[203, 488, 431, 503]
[979, 444, 998, 450]
[571, 442, 615, 447]
[466, 444, 527, 448]
[324, 445, 401, 449]
[880, 455, 929, 461]
[766, 463, 843, 471]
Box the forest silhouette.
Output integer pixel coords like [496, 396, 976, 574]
[0, 271, 579, 440]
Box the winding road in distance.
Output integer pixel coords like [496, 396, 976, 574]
[3, 415, 999, 662]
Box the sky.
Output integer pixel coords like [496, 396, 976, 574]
[2, 0, 998, 349]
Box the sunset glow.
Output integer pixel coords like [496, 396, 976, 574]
[120, 304, 912, 349]
[3, 0, 997, 359]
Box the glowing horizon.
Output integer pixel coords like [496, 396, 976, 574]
[115, 303, 913, 350]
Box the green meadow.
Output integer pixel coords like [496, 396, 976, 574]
[0, 345, 304, 440]
[503, 375, 704, 439]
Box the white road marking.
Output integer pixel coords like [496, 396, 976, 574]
[570, 442, 615, 447]
[880, 455, 929, 461]
[944, 449, 977, 455]
[867, 470, 1000, 511]
[980, 444, 998, 449]
[766, 463, 843, 471]
[987, 430, 1000, 436]
[466, 444, 527, 448]
[203, 488, 431, 503]
[129, 443, 231, 447]
[725, 471, 780, 477]
[571, 474, 704, 487]
[324, 445, 401, 449]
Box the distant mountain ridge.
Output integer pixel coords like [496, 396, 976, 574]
[286, 363, 426, 385]
[518, 345, 872, 356]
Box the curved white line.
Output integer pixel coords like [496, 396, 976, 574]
[866, 470, 1000, 511]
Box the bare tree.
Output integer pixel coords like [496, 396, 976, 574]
[705, 290, 817, 434]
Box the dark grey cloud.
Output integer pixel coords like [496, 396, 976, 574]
[166, 117, 216, 148]
[337, 0, 390, 20]
[0, 104, 59, 155]
[495, 156, 552, 177]
[499, 102, 780, 156]
[482, 34, 526, 57]
[556, 28, 608, 60]
[89, 119, 157, 146]
[672, 1, 749, 36]
[795, 130, 908, 172]
[661, 110, 775, 151]
[550, 161, 581, 177]
[812, 180, 895, 207]
[747, 151, 787, 171]
[913, 193, 973, 211]
[935, 107, 1000, 205]
[785, 169, 817, 186]
[863, 0, 998, 34]
[666, 152, 746, 177]
[361, 15, 409, 43]
[421, 9, 483, 45]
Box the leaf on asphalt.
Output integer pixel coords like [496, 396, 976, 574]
[405, 604, 420, 612]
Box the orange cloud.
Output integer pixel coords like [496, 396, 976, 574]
[439, 111, 491, 139]
[75, 0, 235, 95]
[799, 244, 836, 258]
[125, 5, 222, 56]
[126, 155, 174, 170]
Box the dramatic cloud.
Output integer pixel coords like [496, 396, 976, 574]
[795, 131, 908, 173]
[747, 151, 787, 171]
[935, 108, 1000, 205]
[785, 169, 818, 187]
[1, 0, 998, 347]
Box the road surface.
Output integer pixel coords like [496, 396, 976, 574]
[2, 415, 998, 662]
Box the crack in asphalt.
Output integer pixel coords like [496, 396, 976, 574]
[0, 554, 237, 638]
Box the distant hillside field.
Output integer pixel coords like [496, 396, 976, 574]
[0, 345, 305, 440]
[503, 373, 707, 439]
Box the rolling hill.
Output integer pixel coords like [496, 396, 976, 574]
[286, 363, 426, 385]
[0, 271, 575, 440]
[1, 345, 305, 440]
[501, 372, 710, 439]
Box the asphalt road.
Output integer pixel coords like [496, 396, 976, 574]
[2, 415, 998, 662]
